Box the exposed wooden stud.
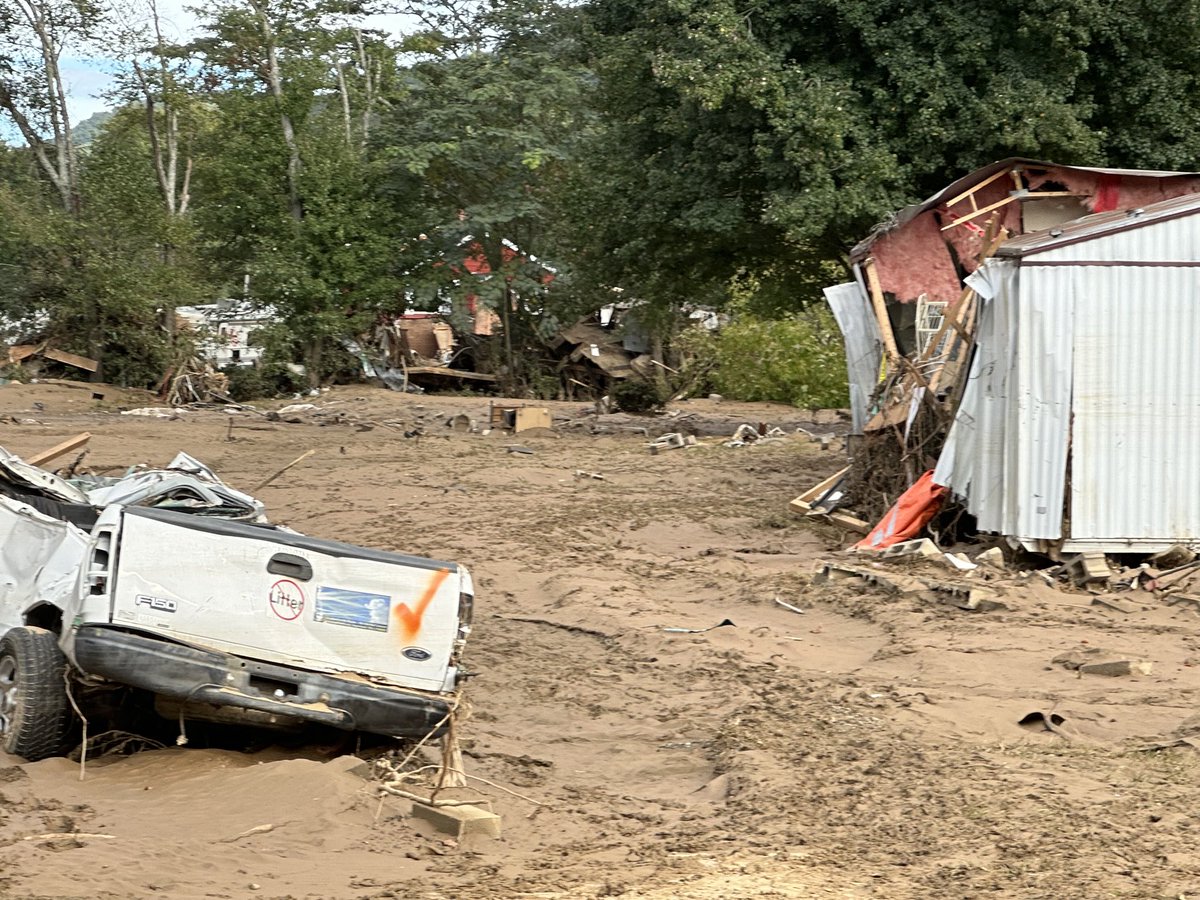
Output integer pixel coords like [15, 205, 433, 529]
[941, 194, 1021, 231]
[941, 167, 1014, 210]
[862, 258, 900, 362]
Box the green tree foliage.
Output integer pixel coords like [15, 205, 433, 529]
[571, 0, 1200, 325]
[187, 0, 406, 383]
[376, 0, 594, 381]
[6, 0, 1200, 401]
[705, 307, 849, 409]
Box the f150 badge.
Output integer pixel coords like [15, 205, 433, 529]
[135, 594, 178, 613]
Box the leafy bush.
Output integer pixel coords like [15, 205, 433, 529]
[683, 306, 849, 408]
[221, 360, 304, 401]
[612, 377, 664, 413]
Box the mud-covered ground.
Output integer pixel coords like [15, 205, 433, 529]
[2, 382, 1200, 899]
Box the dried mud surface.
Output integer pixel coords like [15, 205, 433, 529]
[2, 384, 1200, 899]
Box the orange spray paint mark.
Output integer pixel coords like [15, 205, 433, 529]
[394, 568, 451, 641]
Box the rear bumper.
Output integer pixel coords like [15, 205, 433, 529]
[72, 625, 451, 738]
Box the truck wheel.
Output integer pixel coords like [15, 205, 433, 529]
[0, 627, 70, 761]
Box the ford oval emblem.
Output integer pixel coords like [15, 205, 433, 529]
[403, 647, 432, 662]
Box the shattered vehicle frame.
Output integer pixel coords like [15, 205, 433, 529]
[0, 447, 473, 760]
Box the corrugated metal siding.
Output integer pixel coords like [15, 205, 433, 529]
[1069, 266, 1200, 545]
[1030, 210, 1200, 263]
[1010, 267, 1075, 540]
[824, 281, 881, 434]
[940, 211, 1200, 550]
[935, 260, 1073, 541]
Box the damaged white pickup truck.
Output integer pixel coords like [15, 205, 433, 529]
[0, 447, 473, 760]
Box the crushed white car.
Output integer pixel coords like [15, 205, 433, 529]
[0, 447, 473, 760]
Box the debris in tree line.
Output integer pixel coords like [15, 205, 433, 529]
[663, 618, 735, 634]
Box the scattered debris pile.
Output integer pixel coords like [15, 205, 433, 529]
[157, 354, 230, 405]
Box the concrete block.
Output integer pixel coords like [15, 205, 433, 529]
[411, 802, 501, 839]
[956, 589, 1006, 613]
[1067, 552, 1113, 584]
[976, 547, 1006, 568]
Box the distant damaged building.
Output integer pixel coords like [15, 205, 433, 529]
[824, 159, 1200, 547]
[936, 195, 1200, 553]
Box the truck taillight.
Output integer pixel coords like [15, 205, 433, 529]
[458, 591, 474, 626]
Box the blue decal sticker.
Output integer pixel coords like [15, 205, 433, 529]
[314, 587, 391, 632]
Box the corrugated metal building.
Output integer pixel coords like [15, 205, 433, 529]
[934, 194, 1200, 552]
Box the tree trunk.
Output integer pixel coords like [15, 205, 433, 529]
[304, 337, 323, 389]
[251, 0, 304, 222]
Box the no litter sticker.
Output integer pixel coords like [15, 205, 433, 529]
[269, 579, 305, 620]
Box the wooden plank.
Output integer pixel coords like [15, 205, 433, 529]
[42, 348, 100, 373]
[804, 508, 871, 534]
[941, 167, 1014, 210]
[862, 258, 900, 362]
[917, 220, 1010, 368]
[8, 344, 42, 364]
[940, 193, 1020, 231]
[26, 432, 91, 468]
[794, 466, 851, 506]
[865, 393, 913, 433]
[404, 366, 498, 383]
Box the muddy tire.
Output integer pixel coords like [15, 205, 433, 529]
[0, 627, 70, 761]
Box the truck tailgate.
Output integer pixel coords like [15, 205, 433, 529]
[108, 507, 462, 693]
